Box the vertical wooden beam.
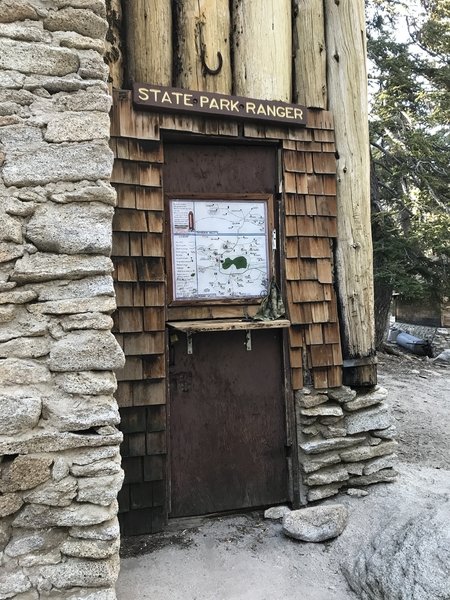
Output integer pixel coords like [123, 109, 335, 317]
[293, 0, 327, 109]
[105, 0, 124, 89]
[125, 0, 172, 85]
[174, 0, 232, 94]
[325, 0, 376, 383]
[232, 0, 292, 101]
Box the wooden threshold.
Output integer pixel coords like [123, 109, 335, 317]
[167, 319, 291, 333]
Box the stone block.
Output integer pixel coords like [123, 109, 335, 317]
[300, 450, 342, 473]
[304, 465, 349, 487]
[23, 476, 78, 507]
[33, 275, 114, 301]
[0, 290, 38, 305]
[307, 483, 343, 502]
[18, 549, 62, 567]
[78, 49, 109, 80]
[374, 425, 397, 440]
[28, 296, 116, 316]
[0, 357, 50, 385]
[297, 394, 329, 409]
[0, 38, 78, 76]
[26, 555, 120, 590]
[1, 456, 53, 493]
[0, 568, 31, 599]
[45, 111, 110, 142]
[0, 209, 22, 243]
[44, 7, 108, 39]
[13, 501, 118, 528]
[52, 0, 107, 17]
[5, 529, 66, 558]
[0, 1, 42, 23]
[11, 253, 113, 283]
[54, 31, 105, 52]
[49, 331, 124, 372]
[0, 124, 43, 153]
[42, 392, 119, 431]
[61, 537, 120, 559]
[0, 430, 122, 456]
[363, 454, 397, 476]
[26, 201, 113, 254]
[50, 182, 116, 205]
[300, 435, 366, 455]
[326, 386, 356, 403]
[3, 141, 113, 186]
[0, 493, 23, 517]
[55, 371, 117, 395]
[0, 307, 48, 342]
[344, 386, 388, 412]
[340, 440, 398, 463]
[55, 90, 111, 113]
[70, 459, 121, 478]
[344, 405, 391, 435]
[0, 386, 42, 435]
[0, 337, 50, 358]
[0, 241, 25, 263]
[300, 403, 343, 417]
[77, 473, 124, 506]
[282, 505, 348, 542]
[0, 21, 50, 42]
[69, 518, 120, 542]
[348, 468, 398, 487]
[61, 313, 114, 331]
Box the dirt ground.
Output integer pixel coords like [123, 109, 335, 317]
[116, 352, 450, 600]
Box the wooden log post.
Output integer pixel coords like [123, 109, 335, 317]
[125, 0, 172, 86]
[174, 0, 232, 94]
[293, 0, 327, 109]
[232, 0, 292, 101]
[325, 0, 376, 386]
[105, 0, 124, 89]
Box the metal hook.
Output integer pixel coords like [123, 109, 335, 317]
[201, 50, 223, 76]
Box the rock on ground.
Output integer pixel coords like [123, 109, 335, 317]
[282, 505, 348, 542]
[263, 505, 291, 520]
[343, 502, 450, 600]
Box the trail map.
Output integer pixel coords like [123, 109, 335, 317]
[170, 199, 270, 301]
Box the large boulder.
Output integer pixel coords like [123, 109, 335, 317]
[282, 505, 348, 542]
[343, 503, 450, 600]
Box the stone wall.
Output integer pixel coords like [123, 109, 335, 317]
[0, 2, 124, 599]
[296, 385, 397, 501]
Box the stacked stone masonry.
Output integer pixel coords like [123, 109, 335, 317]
[0, 2, 124, 599]
[296, 385, 397, 502]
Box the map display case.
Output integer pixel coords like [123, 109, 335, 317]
[168, 195, 273, 303]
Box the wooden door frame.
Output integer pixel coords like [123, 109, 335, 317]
[111, 90, 341, 531]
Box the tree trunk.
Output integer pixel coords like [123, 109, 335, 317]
[105, 0, 124, 89]
[174, 0, 232, 94]
[125, 0, 172, 86]
[293, 0, 327, 108]
[232, 0, 292, 101]
[325, 0, 375, 366]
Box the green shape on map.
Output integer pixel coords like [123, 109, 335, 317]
[222, 256, 248, 270]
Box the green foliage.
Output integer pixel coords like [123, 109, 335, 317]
[367, 0, 450, 303]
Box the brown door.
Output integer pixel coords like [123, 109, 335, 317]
[165, 141, 288, 517]
[169, 329, 288, 517]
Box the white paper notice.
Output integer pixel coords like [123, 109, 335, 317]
[170, 199, 270, 300]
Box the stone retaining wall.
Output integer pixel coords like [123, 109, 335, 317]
[0, 2, 124, 599]
[393, 322, 450, 356]
[297, 385, 397, 501]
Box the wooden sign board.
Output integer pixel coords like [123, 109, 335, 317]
[133, 83, 307, 127]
